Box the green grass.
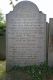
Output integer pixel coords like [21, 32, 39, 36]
[0, 61, 6, 80]
[8, 62, 53, 80]
[0, 61, 53, 80]
[12, 64, 47, 80]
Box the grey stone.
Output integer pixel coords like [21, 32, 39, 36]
[6, 1, 46, 70]
[48, 18, 53, 66]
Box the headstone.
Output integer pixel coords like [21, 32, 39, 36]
[48, 18, 53, 66]
[6, 1, 46, 70]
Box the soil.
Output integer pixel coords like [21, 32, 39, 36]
[6, 69, 53, 80]
[46, 76, 53, 80]
[6, 69, 32, 80]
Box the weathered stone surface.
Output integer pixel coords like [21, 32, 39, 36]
[48, 18, 53, 66]
[6, 1, 46, 70]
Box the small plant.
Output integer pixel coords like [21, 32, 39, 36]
[8, 62, 53, 80]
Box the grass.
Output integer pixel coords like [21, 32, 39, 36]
[0, 61, 6, 80]
[0, 61, 53, 80]
[7, 62, 53, 80]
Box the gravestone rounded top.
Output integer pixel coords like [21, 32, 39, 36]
[6, 0, 46, 69]
[13, 1, 39, 13]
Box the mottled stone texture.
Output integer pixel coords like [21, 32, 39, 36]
[48, 18, 53, 66]
[6, 1, 46, 70]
